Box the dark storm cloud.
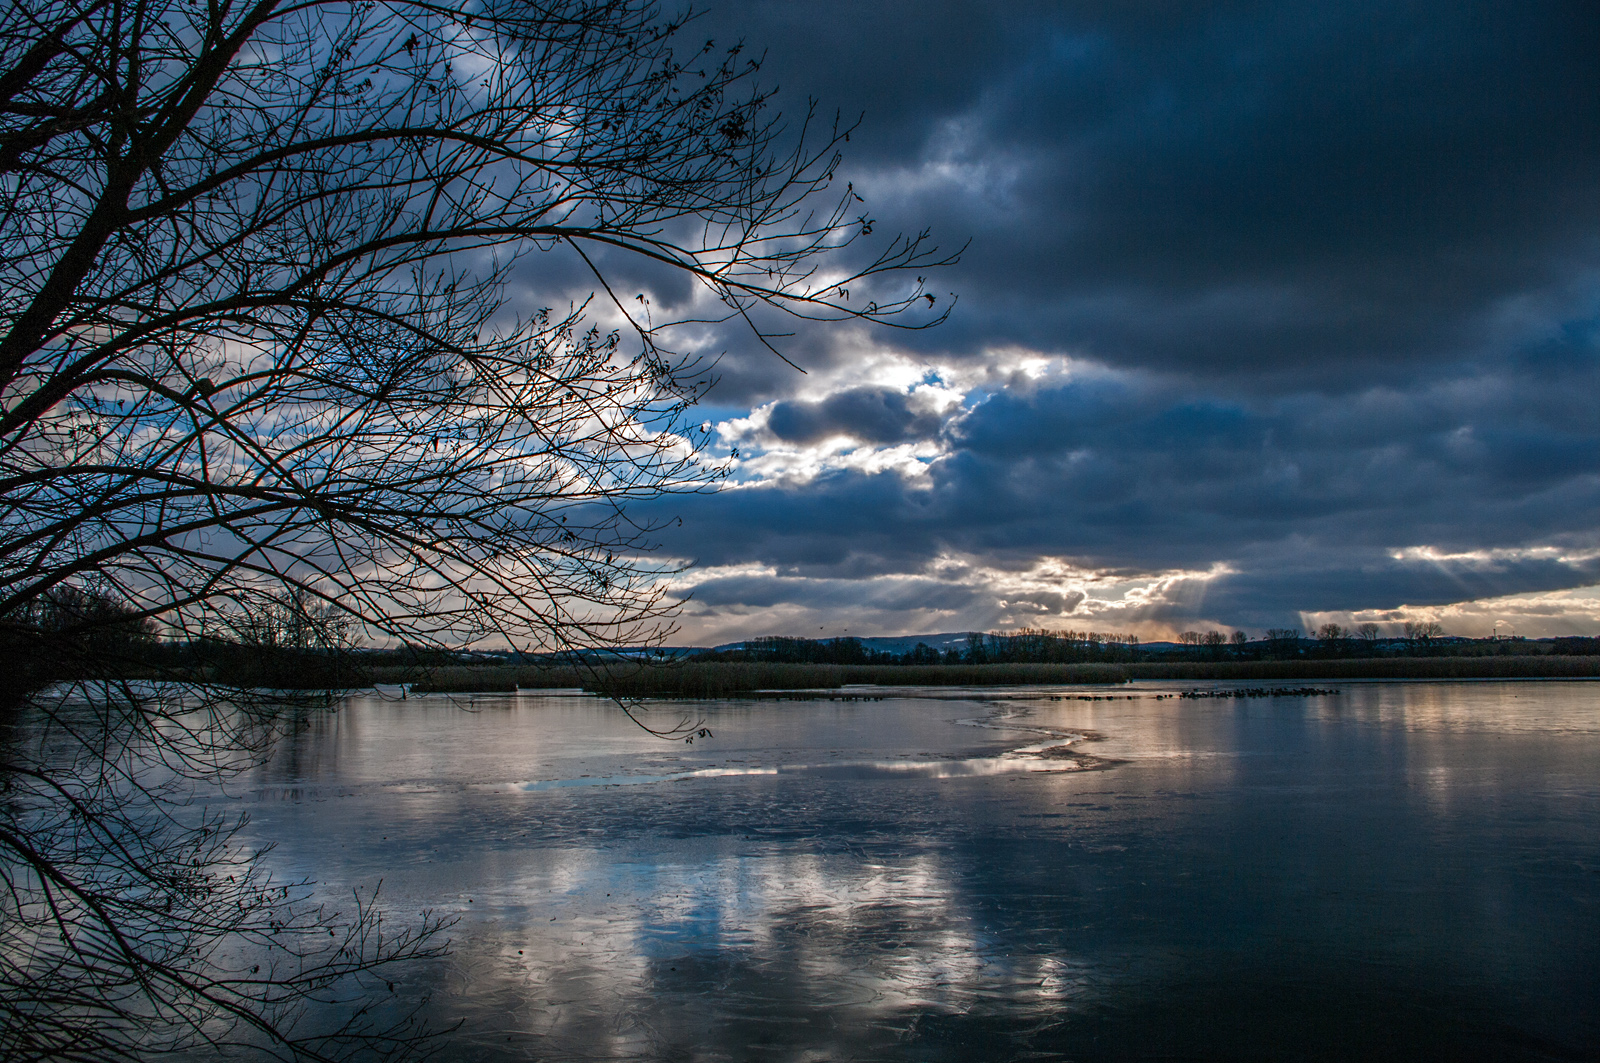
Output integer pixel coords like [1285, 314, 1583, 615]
[765, 387, 943, 445]
[597, 1, 1600, 632]
[690, 0, 1600, 392]
[1199, 551, 1600, 629]
[642, 316, 1600, 628]
[685, 572, 982, 614]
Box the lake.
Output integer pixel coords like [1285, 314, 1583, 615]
[237, 680, 1600, 1061]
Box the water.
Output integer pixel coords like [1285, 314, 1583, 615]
[236, 681, 1600, 1061]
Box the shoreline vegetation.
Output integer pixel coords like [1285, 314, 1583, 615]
[10, 599, 1600, 700]
[399, 655, 1600, 695]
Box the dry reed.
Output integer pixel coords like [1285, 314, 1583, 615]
[367, 654, 1600, 695]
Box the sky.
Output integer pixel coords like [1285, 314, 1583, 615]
[576, 1, 1600, 644]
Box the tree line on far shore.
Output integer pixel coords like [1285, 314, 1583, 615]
[9, 589, 1600, 700]
[693, 625, 1600, 667]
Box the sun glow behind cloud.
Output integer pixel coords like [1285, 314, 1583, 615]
[642, 328, 1600, 642]
[708, 347, 1099, 487]
[665, 548, 1234, 646]
[595, 0, 1600, 645]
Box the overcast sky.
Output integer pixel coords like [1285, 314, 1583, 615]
[593, 1, 1600, 644]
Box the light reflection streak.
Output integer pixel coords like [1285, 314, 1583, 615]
[221, 683, 1600, 1060]
[455, 844, 1100, 1057]
[506, 754, 1108, 791]
[504, 721, 1114, 791]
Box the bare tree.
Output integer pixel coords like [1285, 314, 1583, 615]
[0, 0, 952, 1057]
[0, 0, 950, 655]
[3, 680, 452, 1061]
[1404, 619, 1444, 651]
[1265, 627, 1301, 659]
[1357, 621, 1382, 644]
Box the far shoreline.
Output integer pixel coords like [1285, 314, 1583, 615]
[399, 655, 1600, 694]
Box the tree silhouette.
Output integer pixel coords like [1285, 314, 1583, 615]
[1, 0, 950, 657]
[0, 0, 952, 1056]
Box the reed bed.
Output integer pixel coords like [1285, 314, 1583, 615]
[399, 665, 525, 693]
[1123, 656, 1600, 681]
[366, 654, 1600, 695]
[405, 661, 853, 696]
[405, 660, 1131, 695]
[829, 663, 1131, 687]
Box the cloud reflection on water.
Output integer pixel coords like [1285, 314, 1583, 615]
[441, 843, 1102, 1060]
[229, 686, 1600, 1061]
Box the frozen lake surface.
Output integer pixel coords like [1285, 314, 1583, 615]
[239, 681, 1600, 1061]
